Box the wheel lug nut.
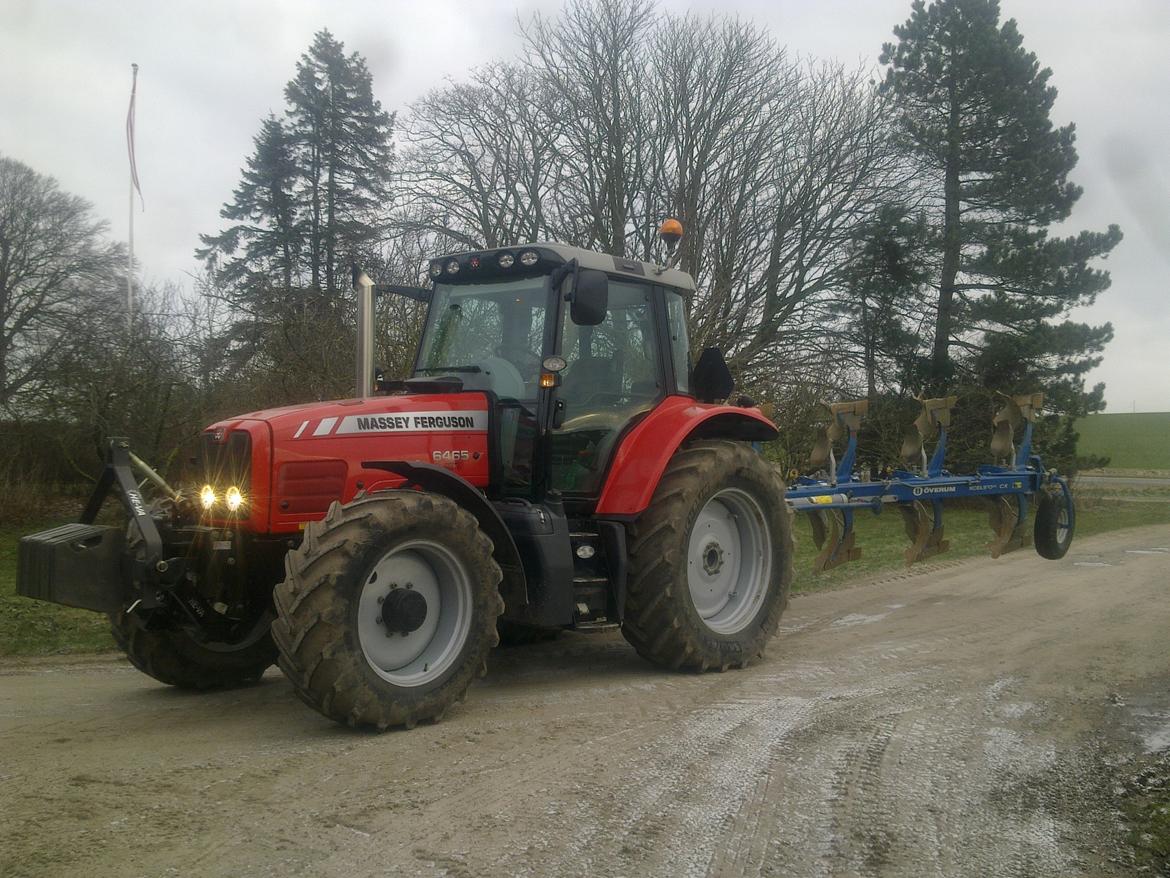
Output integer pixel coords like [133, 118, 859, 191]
[405, 582, 413, 590]
[377, 596, 384, 604]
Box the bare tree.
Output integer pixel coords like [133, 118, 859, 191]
[0, 155, 125, 411]
[399, 63, 564, 250]
[392, 1, 919, 410]
[522, 0, 660, 257]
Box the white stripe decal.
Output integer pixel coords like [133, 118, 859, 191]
[312, 417, 338, 437]
[293, 420, 309, 439]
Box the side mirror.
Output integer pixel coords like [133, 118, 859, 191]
[570, 268, 608, 326]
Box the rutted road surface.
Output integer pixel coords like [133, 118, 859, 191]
[3, 526, 1169, 878]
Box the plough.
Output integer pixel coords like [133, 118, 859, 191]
[787, 393, 1076, 571]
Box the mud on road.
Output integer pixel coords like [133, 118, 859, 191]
[2, 525, 1169, 877]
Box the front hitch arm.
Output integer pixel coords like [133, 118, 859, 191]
[81, 438, 183, 605]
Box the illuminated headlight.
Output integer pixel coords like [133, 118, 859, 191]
[225, 486, 244, 512]
[200, 485, 217, 510]
[520, 249, 538, 267]
[498, 252, 514, 269]
[429, 262, 442, 278]
[445, 259, 460, 275]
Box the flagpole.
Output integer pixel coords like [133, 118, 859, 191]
[126, 62, 140, 329]
[128, 152, 134, 326]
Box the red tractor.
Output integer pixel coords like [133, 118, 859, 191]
[19, 225, 792, 729]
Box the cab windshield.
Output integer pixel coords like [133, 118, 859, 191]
[415, 278, 550, 400]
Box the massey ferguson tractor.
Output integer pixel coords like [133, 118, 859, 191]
[17, 221, 1076, 730]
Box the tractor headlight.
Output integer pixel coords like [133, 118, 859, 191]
[200, 485, 217, 510]
[225, 486, 244, 512]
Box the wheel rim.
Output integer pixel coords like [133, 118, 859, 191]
[1056, 502, 1072, 544]
[687, 487, 772, 635]
[357, 540, 473, 687]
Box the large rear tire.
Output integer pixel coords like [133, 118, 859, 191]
[272, 492, 503, 730]
[110, 610, 277, 689]
[621, 440, 793, 671]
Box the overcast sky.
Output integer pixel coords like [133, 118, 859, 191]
[2, 0, 1167, 411]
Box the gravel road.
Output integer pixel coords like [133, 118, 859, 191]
[3, 525, 1169, 878]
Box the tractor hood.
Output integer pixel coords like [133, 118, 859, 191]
[203, 392, 494, 534]
[209, 393, 490, 443]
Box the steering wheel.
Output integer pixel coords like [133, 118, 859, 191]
[458, 356, 526, 399]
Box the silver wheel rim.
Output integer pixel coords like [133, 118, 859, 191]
[687, 487, 772, 635]
[357, 540, 473, 687]
[1056, 503, 1071, 543]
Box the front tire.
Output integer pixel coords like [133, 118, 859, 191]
[272, 492, 503, 730]
[110, 609, 277, 689]
[621, 440, 793, 671]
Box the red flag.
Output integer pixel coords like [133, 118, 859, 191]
[126, 63, 143, 209]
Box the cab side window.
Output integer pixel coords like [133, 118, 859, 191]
[552, 281, 662, 494]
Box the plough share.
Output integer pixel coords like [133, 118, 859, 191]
[787, 393, 1076, 571]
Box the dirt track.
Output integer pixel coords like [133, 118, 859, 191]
[3, 525, 1169, 877]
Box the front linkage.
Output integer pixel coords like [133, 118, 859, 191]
[19, 438, 222, 631]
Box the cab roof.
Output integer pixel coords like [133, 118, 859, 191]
[430, 242, 696, 293]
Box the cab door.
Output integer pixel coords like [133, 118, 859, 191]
[550, 279, 667, 495]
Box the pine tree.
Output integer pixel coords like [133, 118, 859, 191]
[200, 30, 395, 297]
[834, 204, 932, 398]
[197, 115, 300, 290]
[880, 0, 1121, 414]
[284, 29, 395, 294]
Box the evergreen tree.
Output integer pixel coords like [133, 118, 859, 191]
[197, 115, 300, 290]
[199, 29, 394, 297]
[879, 0, 1121, 415]
[284, 29, 395, 294]
[834, 204, 932, 398]
[197, 30, 395, 401]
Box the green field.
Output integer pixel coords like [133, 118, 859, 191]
[1076, 412, 1170, 471]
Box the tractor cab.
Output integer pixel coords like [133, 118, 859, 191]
[388, 242, 698, 500]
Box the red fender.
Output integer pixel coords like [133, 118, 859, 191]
[593, 395, 779, 517]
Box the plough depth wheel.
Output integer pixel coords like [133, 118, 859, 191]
[1034, 484, 1075, 560]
